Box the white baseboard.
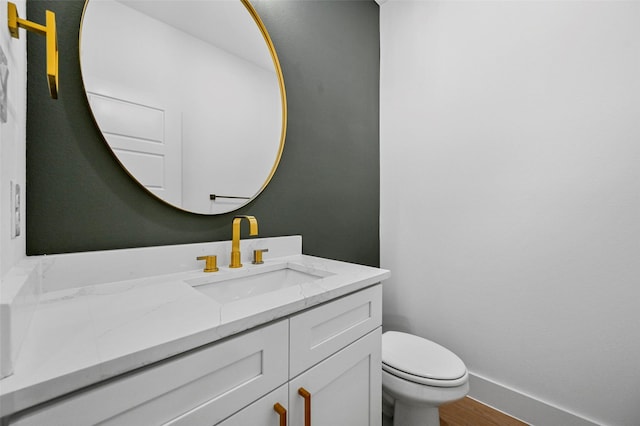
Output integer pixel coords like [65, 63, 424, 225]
[468, 373, 601, 426]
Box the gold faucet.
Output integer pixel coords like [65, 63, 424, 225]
[230, 215, 258, 268]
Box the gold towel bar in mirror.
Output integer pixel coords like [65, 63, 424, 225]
[209, 194, 251, 201]
[7, 2, 58, 99]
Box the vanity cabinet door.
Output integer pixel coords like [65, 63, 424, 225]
[289, 284, 382, 378]
[8, 320, 288, 426]
[288, 328, 382, 426]
[217, 384, 288, 426]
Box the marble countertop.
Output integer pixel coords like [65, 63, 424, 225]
[0, 253, 389, 417]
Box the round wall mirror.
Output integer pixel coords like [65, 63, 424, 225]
[80, 0, 286, 214]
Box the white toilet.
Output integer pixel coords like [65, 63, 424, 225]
[382, 331, 469, 426]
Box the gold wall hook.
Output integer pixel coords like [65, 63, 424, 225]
[7, 2, 58, 99]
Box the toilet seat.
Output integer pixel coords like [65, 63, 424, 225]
[382, 331, 468, 388]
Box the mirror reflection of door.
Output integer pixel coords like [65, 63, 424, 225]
[86, 94, 182, 206]
[80, 0, 286, 214]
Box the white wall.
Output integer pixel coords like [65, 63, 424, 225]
[0, 0, 31, 380]
[380, 1, 640, 425]
[0, 0, 27, 278]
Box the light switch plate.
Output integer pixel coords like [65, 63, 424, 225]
[10, 180, 20, 239]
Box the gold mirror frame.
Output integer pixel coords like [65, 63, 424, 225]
[242, 0, 288, 206]
[79, 0, 287, 215]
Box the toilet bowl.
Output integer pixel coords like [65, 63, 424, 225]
[382, 331, 469, 426]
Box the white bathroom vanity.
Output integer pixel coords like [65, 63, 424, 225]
[0, 236, 389, 425]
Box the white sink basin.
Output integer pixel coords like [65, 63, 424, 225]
[186, 263, 334, 303]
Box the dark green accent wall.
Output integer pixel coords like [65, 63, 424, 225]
[26, 0, 380, 267]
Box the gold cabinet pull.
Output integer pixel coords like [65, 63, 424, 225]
[298, 387, 311, 426]
[273, 402, 287, 426]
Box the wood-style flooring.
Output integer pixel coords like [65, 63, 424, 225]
[440, 397, 529, 426]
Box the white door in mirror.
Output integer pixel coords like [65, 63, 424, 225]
[87, 93, 182, 206]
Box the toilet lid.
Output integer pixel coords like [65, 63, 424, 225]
[382, 331, 467, 387]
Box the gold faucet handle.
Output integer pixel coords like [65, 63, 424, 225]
[252, 249, 269, 265]
[197, 255, 219, 272]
